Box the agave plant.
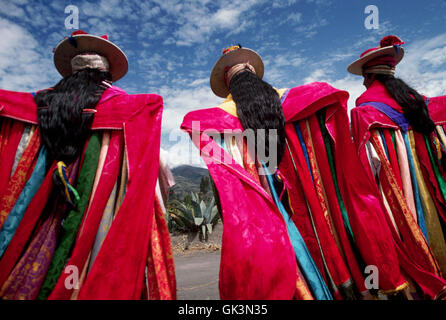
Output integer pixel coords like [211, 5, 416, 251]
[167, 192, 219, 244]
[199, 196, 219, 241]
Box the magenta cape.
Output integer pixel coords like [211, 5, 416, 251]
[181, 82, 405, 299]
[0, 87, 165, 299]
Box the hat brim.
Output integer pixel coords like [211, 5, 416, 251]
[54, 34, 128, 82]
[347, 46, 404, 76]
[210, 48, 264, 98]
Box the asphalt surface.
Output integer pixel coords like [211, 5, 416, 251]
[174, 250, 221, 300]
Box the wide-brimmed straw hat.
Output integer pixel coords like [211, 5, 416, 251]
[347, 35, 405, 76]
[210, 44, 264, 98]
[53, 30, 128, 81]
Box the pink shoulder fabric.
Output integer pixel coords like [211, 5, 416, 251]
[428, 95, 446, 125]
[281, 82, 349, 122]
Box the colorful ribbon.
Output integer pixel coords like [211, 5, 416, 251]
[56, 161, 80, 206]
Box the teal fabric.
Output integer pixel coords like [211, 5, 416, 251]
[402, 131, 429, 242]
[0, 147, 49, 258]
[379, 130, 390, 159]
[262, 163, 333, 300]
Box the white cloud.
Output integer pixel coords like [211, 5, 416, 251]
[0, 18, 58, 92]
[0, 1, 26, 18]
[188, 78, 209, 87]
[303, 69, 326, 83]
[81, 0, 134, 19]
[398, 33, 446, 97]
[213, 8, 242, 28]
[294, 19, 328, 38]
[158, 80, 226, 168]
[160, 0, 266, 46]
[306, 0, 330, 5]
[421, 46, 446, 67]
[272, 0, 299, 8]
[160, 84, 222, 133]
[161, 134, 207, 169]
[262, 52, 306, 85]
[282, 12, 302, 25]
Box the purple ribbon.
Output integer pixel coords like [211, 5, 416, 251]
[359, 101, 410, 132]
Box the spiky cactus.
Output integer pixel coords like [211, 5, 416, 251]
[167, 192, 219, 244]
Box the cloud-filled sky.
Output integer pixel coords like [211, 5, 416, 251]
[1, 0, 446, 167]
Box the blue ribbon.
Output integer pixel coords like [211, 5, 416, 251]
[263, 163, 333, 300]
[0, 147, 49, 258]
[68, 36, 77, 48]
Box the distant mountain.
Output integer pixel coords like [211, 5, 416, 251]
[172, 165, 209, 184]
[170, 165, 210, 200]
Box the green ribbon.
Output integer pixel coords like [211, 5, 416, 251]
[424, 135, 446, 205]
[37, 132, 101, 300]
[317, 111, 355, 241]
[390, 130, 397, 157]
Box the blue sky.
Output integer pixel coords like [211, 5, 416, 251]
[1, 0, 446, 167]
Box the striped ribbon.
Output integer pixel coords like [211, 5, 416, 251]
[56, 161, 80, 206]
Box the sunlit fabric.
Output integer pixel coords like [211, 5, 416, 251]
[351, 80, 446, 300]
[0, 86, 176, 300]
[181, 81, 407, 300]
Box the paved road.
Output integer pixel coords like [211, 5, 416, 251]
[174, 250, 221, 300]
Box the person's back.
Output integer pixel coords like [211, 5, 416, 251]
[0, 30, 176, 300]
[349, 35, 446, 300]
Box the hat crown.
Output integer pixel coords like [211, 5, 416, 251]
[71, 30, 108, 40]
[380, 35, 404, 48]
[359, 35, 405, 58]
[222, 44, 242, 55]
